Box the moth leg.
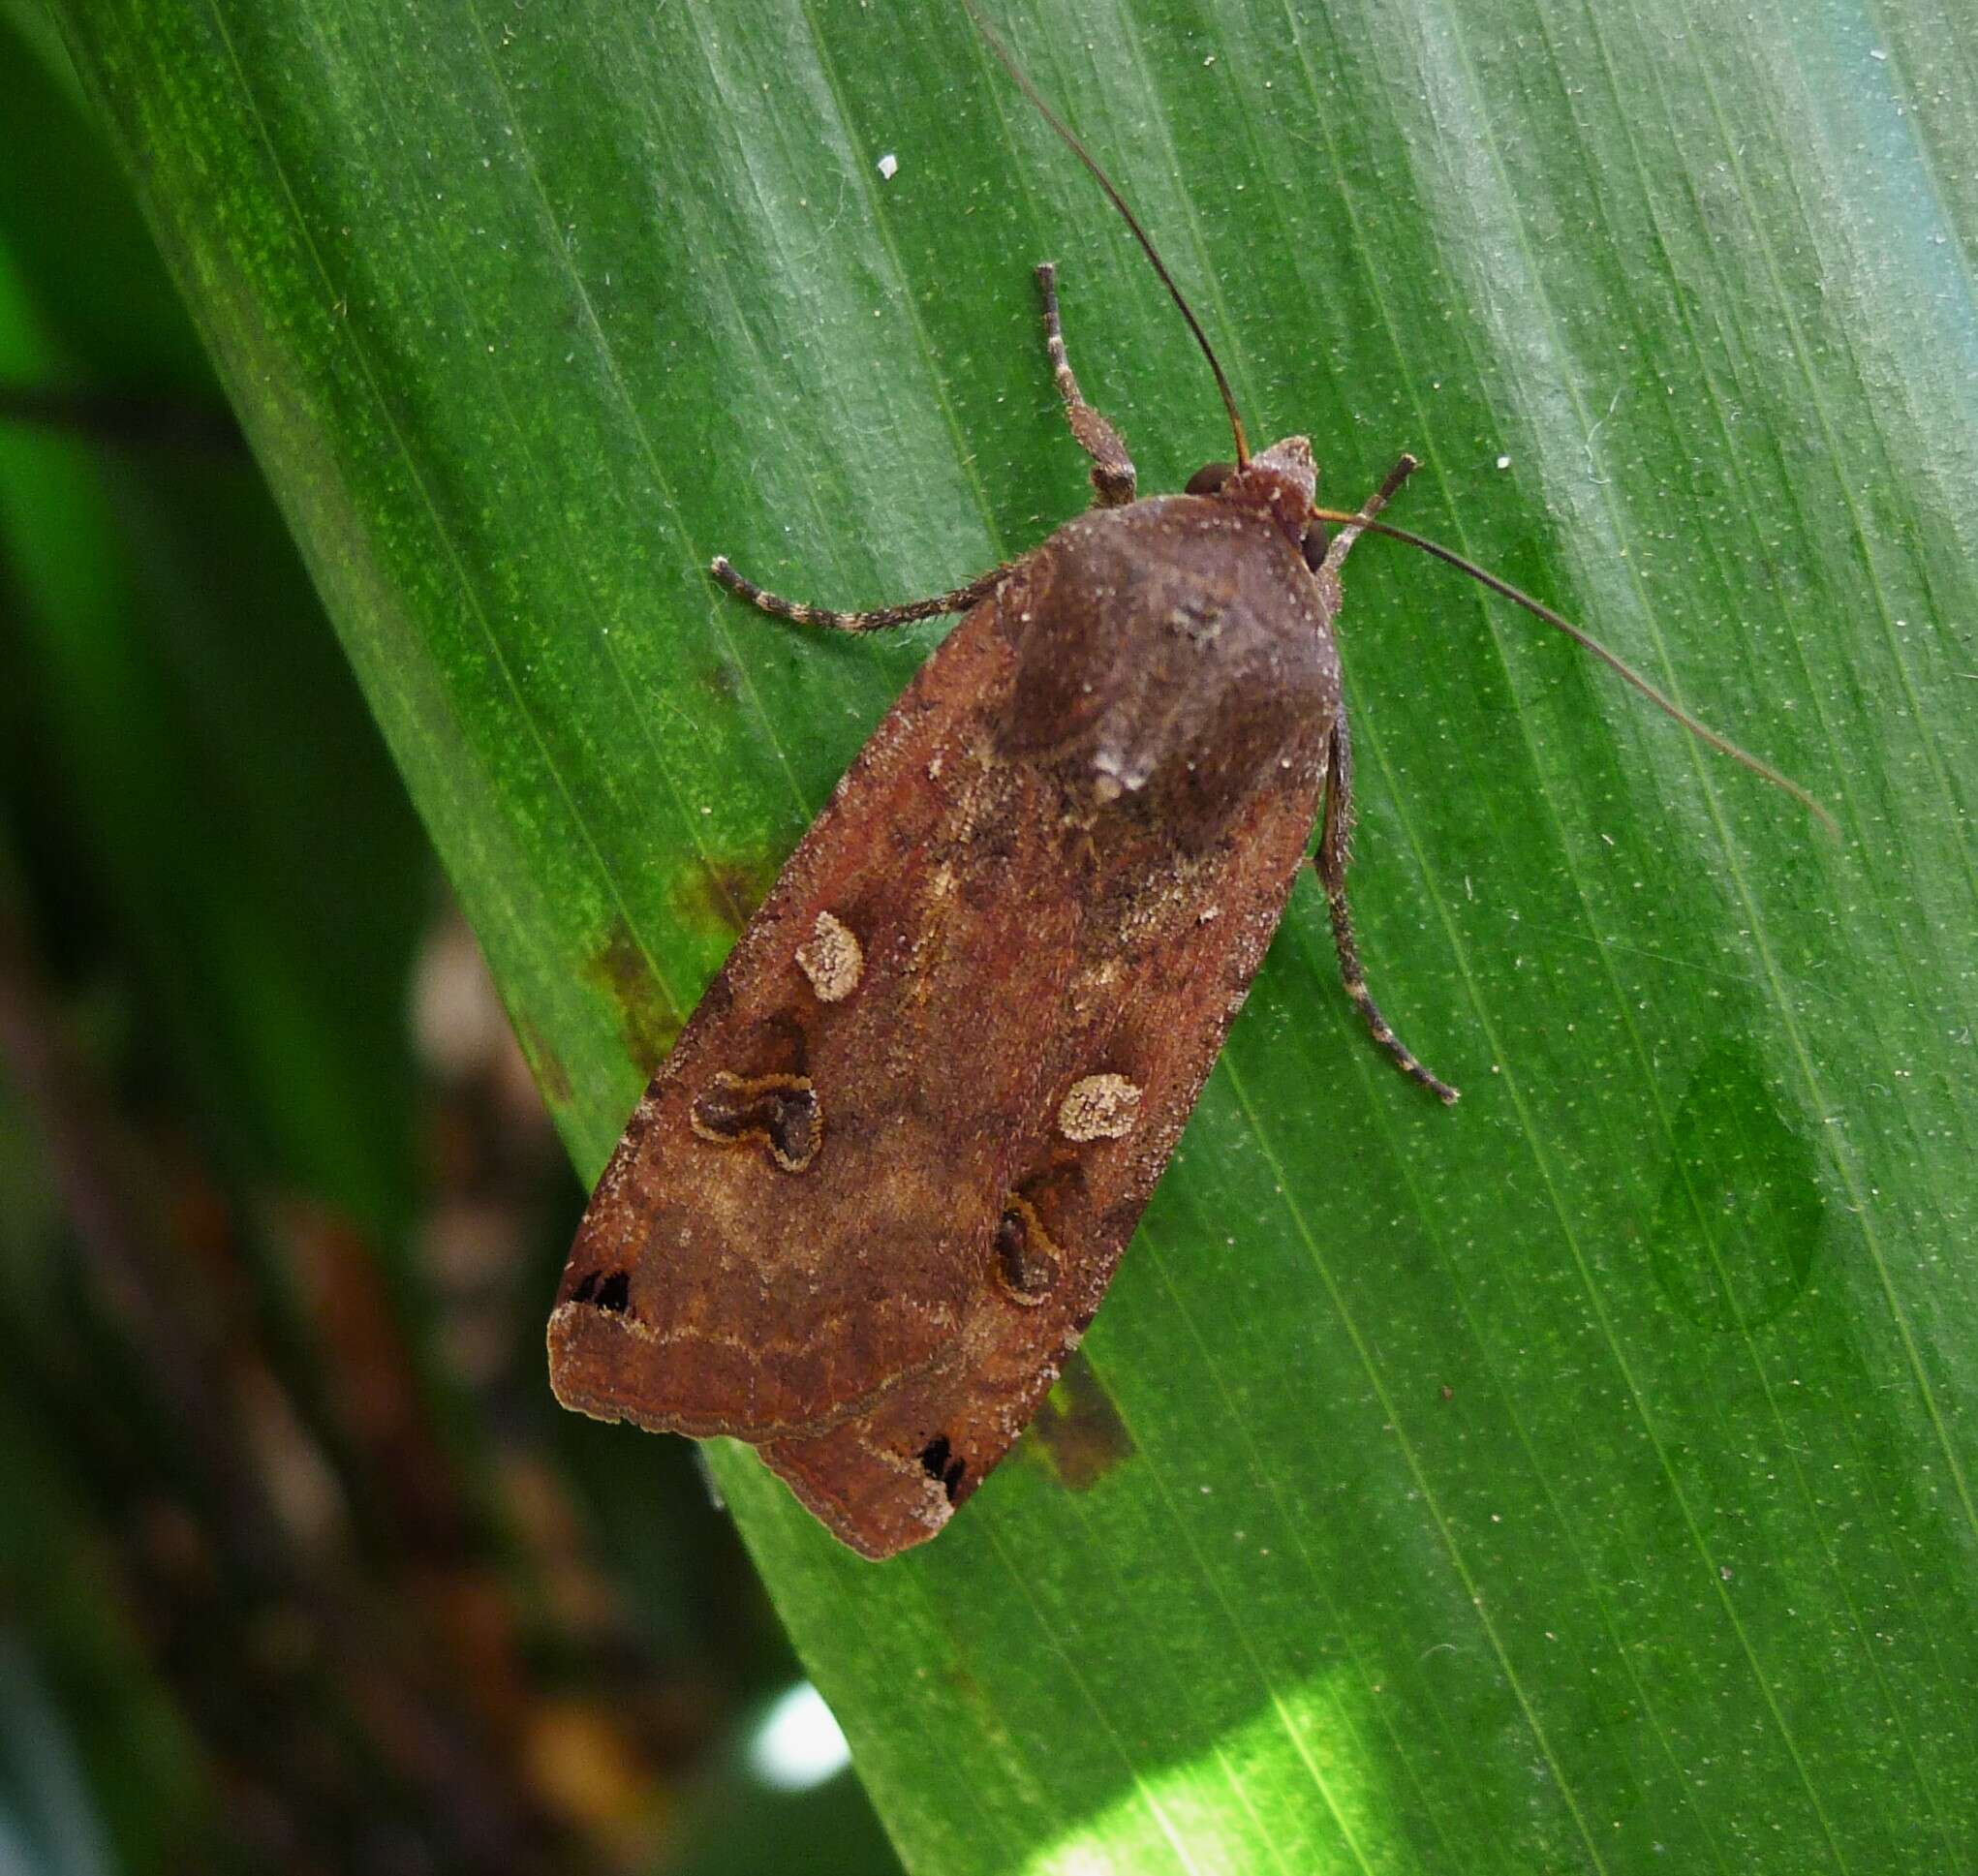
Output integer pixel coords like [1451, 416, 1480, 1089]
[1036, 261, 1137, 507]
[1317, 453, 1419, 576]
[1315, 708, 1460, 1103]
[709, 557, 1008, 633]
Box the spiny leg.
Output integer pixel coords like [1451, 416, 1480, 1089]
[1036, 262, 1136, 507]
[709, 557, 1008, 634]
[1315, 707, 1459, 1103]
[1317, 453, 1419, 576]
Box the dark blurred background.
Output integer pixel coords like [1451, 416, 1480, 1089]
[0, 15, 900, 1873]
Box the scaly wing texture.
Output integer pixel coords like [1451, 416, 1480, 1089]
[759, 759, 1327, 1555]
[551, 553, 1329, 1552]
[548, 586, 1044, 1440]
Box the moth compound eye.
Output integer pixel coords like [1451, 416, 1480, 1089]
[1301, 519, 1330, 572]
[1186, 461, 1234, 496]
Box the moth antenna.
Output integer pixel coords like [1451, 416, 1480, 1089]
[1314, 507, 1839, 835]
[963, 0, 1251, 467]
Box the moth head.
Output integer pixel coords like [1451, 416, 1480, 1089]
[1187, 437, 1321, 564]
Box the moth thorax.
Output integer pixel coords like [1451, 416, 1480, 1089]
[1000, 495, 1332, 844]
[1221, 436, 1317, 545]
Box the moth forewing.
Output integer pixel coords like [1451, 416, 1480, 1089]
[551, 499, 1343, 1556]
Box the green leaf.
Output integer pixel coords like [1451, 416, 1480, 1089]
[0, 9, 432, 1236]
[46, 0, 1976, 1868]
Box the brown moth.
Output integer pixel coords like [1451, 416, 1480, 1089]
[547, 10, 1827, 1558]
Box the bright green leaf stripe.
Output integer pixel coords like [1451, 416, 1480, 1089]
[47, 0, 1977, 1868]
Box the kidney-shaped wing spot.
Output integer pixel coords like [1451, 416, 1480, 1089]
[689, 1070, 821, 1172]
[992, 1195, 1063, 1306]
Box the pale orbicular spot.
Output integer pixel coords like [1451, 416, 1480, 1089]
[1058, 1072, 1143, 1142]
[795, 909, 863, 1002]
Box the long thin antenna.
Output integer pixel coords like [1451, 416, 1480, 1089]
[1313, 507, 1839, 835]
[963, 0, 1251, 466]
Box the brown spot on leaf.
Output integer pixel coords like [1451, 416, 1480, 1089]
[690, 1071, 820, 1172]
[584, 918, 682, 1076]
[674, 854, 777, 938]
[1028, 1353, 1134, 1492]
